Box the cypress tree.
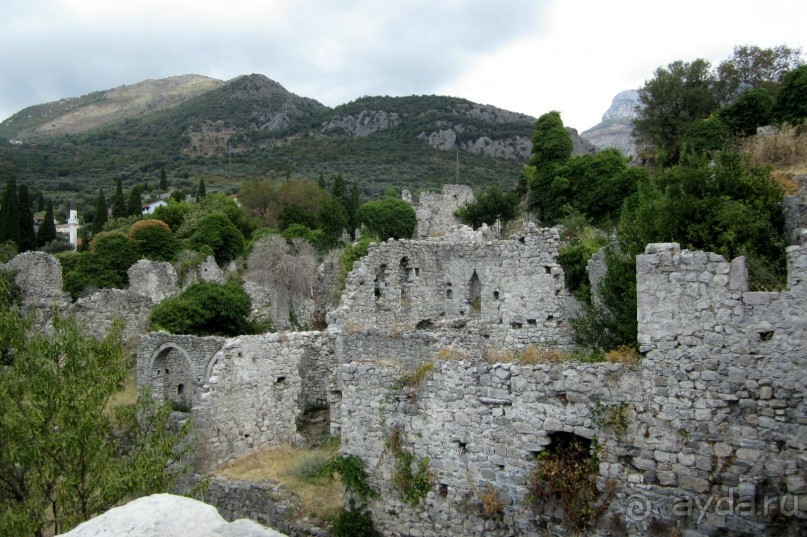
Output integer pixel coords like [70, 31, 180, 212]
[196, 178, 206, 201]
[317, 172, 326, 190]
[127, 186, 143, 217]
[159, 169, 168, 191]
[92, 189, 108, 234]
[17, 184, 36, 252]
[111, 178, 126, 218]
[348, 179, 361, 233]
[331, 174, 346, 201]
[37, 201, 57, 246]
[0, 177, 21, 246]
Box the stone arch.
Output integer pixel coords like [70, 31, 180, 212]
[146, 342, 196, 407]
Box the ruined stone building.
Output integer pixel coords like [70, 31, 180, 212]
[3, 183, 806, 536]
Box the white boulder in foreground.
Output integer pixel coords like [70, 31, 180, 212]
[58, 493, 287, 537]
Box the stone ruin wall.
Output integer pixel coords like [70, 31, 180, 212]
[138, 331, 337, 468]
[328, 225, 573, 349]
[408, 184, 474, 238]
[337, 236, 807, 536]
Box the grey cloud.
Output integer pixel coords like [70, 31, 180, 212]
[0, 0, 548, 120]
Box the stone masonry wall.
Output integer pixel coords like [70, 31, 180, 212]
[199, 476, 328, 537]
[412, 184, 474, 238]
[191, 331, 335, 468]
[338, 239, 807, 537]
[328, 225, 571, 347]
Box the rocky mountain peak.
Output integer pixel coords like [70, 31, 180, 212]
[601, 89, 640, 122]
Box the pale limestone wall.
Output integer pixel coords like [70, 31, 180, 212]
[413, 184, 474, 238]
[337, 239, 807, 537]
[1, 251, 70, 323]
[191, 332, 335, 467]
[328, 225, 571, 348]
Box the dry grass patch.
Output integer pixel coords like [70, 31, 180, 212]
[216, 440, 343, 522]
[486, 346, 567, 364]
[106, 370, 138, 413]
[742, 125, 807, 189]
[605, 345, 642, 365]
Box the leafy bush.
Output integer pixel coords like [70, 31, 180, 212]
[149, 279, 254, 336]
[176, 194, 255, 240]
[682, 116, 731, 155]
[331, 500, 378, 537]
[151, 200, 190, 232]
[281, 224, 330, 253]
[357, 198, 416, 240]
[773, 64, 807, 124]
[128, 219, 180, 262]
[455, 186, 519, 229]
[189, 213, 245, 265]
[717, 88, 774, 136]
[62, 232, 140, 299]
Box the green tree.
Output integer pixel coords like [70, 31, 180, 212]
[0, 311, 189, 536]
[357, 198, 417, 240]
[525, 111, 575, 222]
[455, 186, 520, 229]
[126, 185, 143, 217]
[633, 59, 717, 163]
[150, 280, 253, 336]
[317, 172, 326, 190]
[159, 169, 168, 190]
[36, 201, 57, 247]
[16, 184, 36, 252]
[717, 88, 774, 136]
[348, 179, 361, 233]
[528, 111, 573, 172]
[111, 178, 126, 218]
[681, 116, 731, 155]
[574, 150, 786, 350]
[773, 64, 807, 124]
[92, 189, 109, 235]
[177, 194, 255, 240]
[189, 213, 245, 264]
[713, 44, 803, 105]
[151, 200, 189, 232]
[0, 178, 21, 249]
[196, 178, 206, 201]
[128, 219, 179, 262]
[331, 174, 346, 201]
[318, 196, 349, 244]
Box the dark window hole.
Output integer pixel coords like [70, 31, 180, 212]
[177, 384, 184, 395]
[511, 322, 522, 329]
[438, 483, 448, 497]
[416, 319, 434, 330]
[759, 331, 774, 341]
[276, 376, 286, 384]
[527, 319, 537, 326]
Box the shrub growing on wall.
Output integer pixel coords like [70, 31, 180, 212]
[149, 279, 253, 336]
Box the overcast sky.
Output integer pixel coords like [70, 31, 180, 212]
[1, 0, 805, 131]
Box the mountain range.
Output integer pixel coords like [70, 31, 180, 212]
[0, 74, 618, 205]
